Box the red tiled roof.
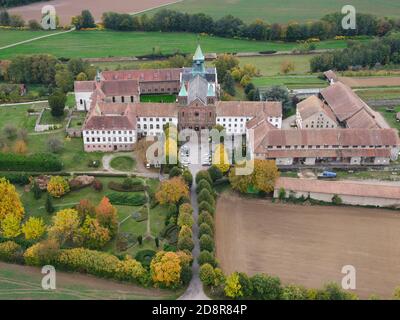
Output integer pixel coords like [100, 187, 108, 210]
[258, 128, 400, 149]
[275, 177, 400, 200]
[257, 148, 390, 158]
[346, 108, 379, 129]
[216, 101, 282, 117]
[321, 82, 368, 122]
[297, 95, 337, 123]
[101, 80, 139, 96]
[101, 68, 181, 82]
[74, 81, 96, 92]
[133, 103, 178, 117]
[84, 116, 135, 130]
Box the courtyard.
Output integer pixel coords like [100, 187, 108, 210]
[215, 193, 400, 299]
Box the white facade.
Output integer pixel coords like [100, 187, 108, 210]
[76, 92, 93, 111]
[217, 115, 282, 135]
[296, 109, 337, 129]
[83, 129, 136, 152]
[137, 117, 178, 137]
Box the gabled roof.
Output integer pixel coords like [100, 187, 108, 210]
[100, 80, 139, 96]
[187, 75, 209, 105]
[74, 81, 96, 92]
[216, 101, 282, 118]
[346, 108, 379, 129]
[297, 95, 337, 123]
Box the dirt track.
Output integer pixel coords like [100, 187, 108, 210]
[9, 0, 179, 25]
[215, 193, 400, 299]
[339, 76, 400, 88]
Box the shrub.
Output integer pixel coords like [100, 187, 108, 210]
[47, 176, 70, 198]
[251, 274, 283, 300]
[106, 192, 147, 206]
[199, 234, 214, 252]
[199, 201, 215, 215]
[198, 211, 214, 228]
[180, 264, 192, 286]
[182, 170, 193, 188]
[93, 179, 103, 192]
[32, 181, 42, 199]
[0, 173, 30, 186]
[208, 165, 223, 182]
[169, 166, 182, 178]
[198, 189, 215, 207]
[115, 256, 149, 286]
[195, 170, 213, 185]
[45, 194, 55, 214]
[0, 241, 22, 263]
[315, 282, 358, 300]
[282, 284, 309, 300]
[179, 203, 193, 215]
[150, 251, 183, 289]
[177, 212, 194, 228]
[200, 263, 216, 286]
[0, 153, 62, 172]
[24, 239, 60, 266]
[199, 223, 214, 238]
[332, 194, 343, 205]
[278, 187, 286, 200]
[135, 249, 156, 270]
[178, 225, 192, 239]
[177, 235, 194, 251]
[198, 250, 217, 267]
[108, 181, 146, 192]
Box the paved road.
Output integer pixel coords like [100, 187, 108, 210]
[179, 163, 210, 300]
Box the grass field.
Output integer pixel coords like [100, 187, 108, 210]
[147, 0, 400, 23]
[356, 88, 400, 101]
[216, 193, 400, 299]
[0, 30, 356, 59]
[110, 156, 136, 171]
[0, 262, 179, 300]
[140, 94, 176, 103]
[253, 75, 327, 89]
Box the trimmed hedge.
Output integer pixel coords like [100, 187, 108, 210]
[106, 192, 147, 206]
[0, 153, 62, 172]
[0, 172, 30, 185]
[108, 181, 147, 192]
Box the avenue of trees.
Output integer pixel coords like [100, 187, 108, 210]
[102, 9, 400, 42]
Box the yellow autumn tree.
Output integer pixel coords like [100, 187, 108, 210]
[13, 140, 28, 154]
[0, 178, 25, 222]
[155, 177, 189, 205]
[150, 251, 182, 288]
[78, 216, 111, 249]
[252, 159, 280, 193]
[48, 209, 80, 246]
[164, 137, 178, 165]
[47, 176, 70, 198]
[212, 144, 230, 173]
[224, 272, 243, 298]
[22, 217, 46, 240]
[0, 213, 22, 239]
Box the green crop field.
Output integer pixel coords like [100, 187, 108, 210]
[253, 75, 327, 89]
[146, 0, 400, 23]
[0, 30, 357, 59]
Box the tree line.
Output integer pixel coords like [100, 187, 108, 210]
[0, 0, 47, 7]
[101, 9, 400, 42]
[310, 32, 400, 72]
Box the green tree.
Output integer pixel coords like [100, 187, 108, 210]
[222, 72, 236, 96]
[81, 10, 95, 28]
[200, 263, 216, 286]
[251, 274, 283, 300]
[45, 194, 55, 214]
[48, 91, 67, 117]
[224, 272, 242, 298]
[208, 165, 223, 182]
[199, 234, 214, 252]
[32, 181, 42, 200]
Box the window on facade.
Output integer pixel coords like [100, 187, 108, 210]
[121, 96, 125, 103]
[150, 124, 153, 129]
[80, 99, 83, 105]
[195, 112, 199, 117]
[131, 96, 134, 102]
[156, 124, 160, 129]
[112, 97, 116, 102]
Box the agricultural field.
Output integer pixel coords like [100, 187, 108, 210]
[0, 30, 356, 59]
[146, 0, 400, 23]
[253, 75, 327, 89]
[0, 262, 178, 300]
[216, 193, 400, 299]
[356, 88, 400, 101]
[8, 0, 177, 25]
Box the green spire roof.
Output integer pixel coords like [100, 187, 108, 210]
[178, 83, 187, 96]
[193, 44, 205, 61]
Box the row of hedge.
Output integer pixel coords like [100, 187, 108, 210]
[0, 153, 62, 172]
[105, 192, 147, 206]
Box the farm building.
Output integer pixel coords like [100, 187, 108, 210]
[274, 177, 400, 207]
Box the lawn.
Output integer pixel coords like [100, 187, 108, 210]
[0, 104, 43, 133]
[376, 105, 400, 132]
[39, 109, 67, 125]
[146, 0, 400, 23]
[238, 54, 317, 76]
[356, 88, 400, 101]
[0, 30, 59, 47]
[0, 30, 358, 59]
[140, 94, 176, 103]
[253, 75, 327, 89]
[110, 156, 136, 171]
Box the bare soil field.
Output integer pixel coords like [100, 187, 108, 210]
[9, 0, 180, 25]
[215, 193, 400, 299]
[339, 76, 400, 88]
[0, 262, 178, 300]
